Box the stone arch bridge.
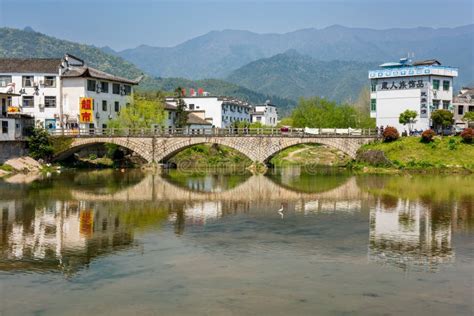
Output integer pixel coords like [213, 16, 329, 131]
[54, 130, 377, 163]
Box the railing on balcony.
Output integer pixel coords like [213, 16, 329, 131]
[49, 127, 379, 138]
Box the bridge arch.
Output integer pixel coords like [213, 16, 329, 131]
[260, 137, 370, 163]
[155, 138, 258, 163]
[54, 137, 153, 163]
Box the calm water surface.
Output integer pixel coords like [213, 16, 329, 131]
[0, 169, 472, 315]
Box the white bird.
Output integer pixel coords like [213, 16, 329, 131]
[277, 206, 284, 219]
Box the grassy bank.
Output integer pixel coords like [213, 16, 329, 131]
[168, 144, 252, 168]
[357, 136, 474, 172]
[269, 144, 350, 167]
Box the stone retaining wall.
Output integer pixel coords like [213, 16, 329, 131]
[0, 141, 28, 164]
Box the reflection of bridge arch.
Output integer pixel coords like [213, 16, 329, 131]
[70, 174, 365, 203]
[54, 136, 375, 163]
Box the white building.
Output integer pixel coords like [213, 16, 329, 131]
[0, 54, 140, 130]
[369, 58, 458, 132]
[0, 92, 34, 141]
[163, 102, 212, 132]
[453, 87, 474, 128]
[166, 96, 251, 128]
[251, 101, 278, 126]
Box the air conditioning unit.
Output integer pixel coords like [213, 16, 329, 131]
[120, 85, 126, 95]
[33, 82, 39, 87]
[108, 114, 113, 119]
[96, 83, 101, 93]
[39, 103, 45, 109]
[95, 112, 100, 119]
[39, 80, 44, 85]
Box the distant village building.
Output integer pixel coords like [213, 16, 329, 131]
[0, 54, 141, 131]
[369, 58, 458, 132]
[453, 87, 474, 128]
[163, 102, 212, 132]
[166, 95, 251, 128]
[0, 92, 34, 140]
[251, 101, 278, 126]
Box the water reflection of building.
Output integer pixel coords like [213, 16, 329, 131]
[369, 197, 454, 271]
[0, 200, 133, 274]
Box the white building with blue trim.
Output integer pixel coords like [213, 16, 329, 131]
[369, 58, 458, 132]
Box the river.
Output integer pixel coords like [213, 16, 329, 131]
[0, 169, 472, 315]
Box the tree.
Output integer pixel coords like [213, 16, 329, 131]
[27, 127, 54, 160]
[108, 95, 165, 130]
[174, 87, 188, 128]
[290, 96, 374, 128]
[463, 112, 474, 126]
[431, 109, 454, 131]
[399, 110, 418, 132]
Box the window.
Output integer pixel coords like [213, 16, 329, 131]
[22, 76, 34, 87]
[102, 100, 107, 111]
[443, 100, 450, 110]
[102, 124, 107, 129]
[124, 85, 131, 95]
[442, 80, 450, 91]
[87, 79, 96, 92]
[44, 96, 56, 108]
[44, 76, 56, 87]
[101, 81, 109, 93]
[371, 80, 377, 92]
[112, 83, 120, 94]
[114, 101, 120, 112]
[469, 106, 474, 112]
[370, 99, 376, 112]
[432, 79, 440, 90]
[458, 105, 464, 116]
[0, 76, 12, 87]
[22, 96, 34, 108]
[433, 100, 440, 109]
[189, 104, 195, 110]
[2, 121, 8, 134]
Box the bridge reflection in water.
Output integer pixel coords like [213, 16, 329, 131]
[0, 171, 472, 275]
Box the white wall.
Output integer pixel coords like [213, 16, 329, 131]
[0, 73, 134, 129]
[371, 74, 455, 132]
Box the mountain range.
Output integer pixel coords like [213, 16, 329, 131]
[0, 25, 472, 113]
[112, 24, 474, 87]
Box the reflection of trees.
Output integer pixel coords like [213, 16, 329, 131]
[267, 167, 351, 194]
[162, 171, 250, 193]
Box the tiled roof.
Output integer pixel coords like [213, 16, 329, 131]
[412, 59, 441, 66]
[187, 113, 212, 125]
[0, 58, 61, 74]
[62, 66, 140, 85]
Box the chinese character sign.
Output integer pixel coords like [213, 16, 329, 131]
[79, 97, 94, 123]
[420, 89, 428, 118]
[378, 78, 425, 91]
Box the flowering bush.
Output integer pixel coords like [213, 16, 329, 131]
[421, 129, 436, 143]
[382, 126, 399, 142]
[460, 128, 473, 143]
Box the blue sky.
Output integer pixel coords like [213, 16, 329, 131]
[1, 0, 473, 50]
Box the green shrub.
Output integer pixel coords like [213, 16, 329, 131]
[0, 164, 14, 172]
[382, 126, 399, 142]
[88, 154, 97, 160]
[27, 127, 54, 160]
[448, 138, 458, 150]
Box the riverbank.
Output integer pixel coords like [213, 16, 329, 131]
[356, 136, 474, 173]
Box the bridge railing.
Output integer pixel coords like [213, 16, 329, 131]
[49, 127, 378, 138]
